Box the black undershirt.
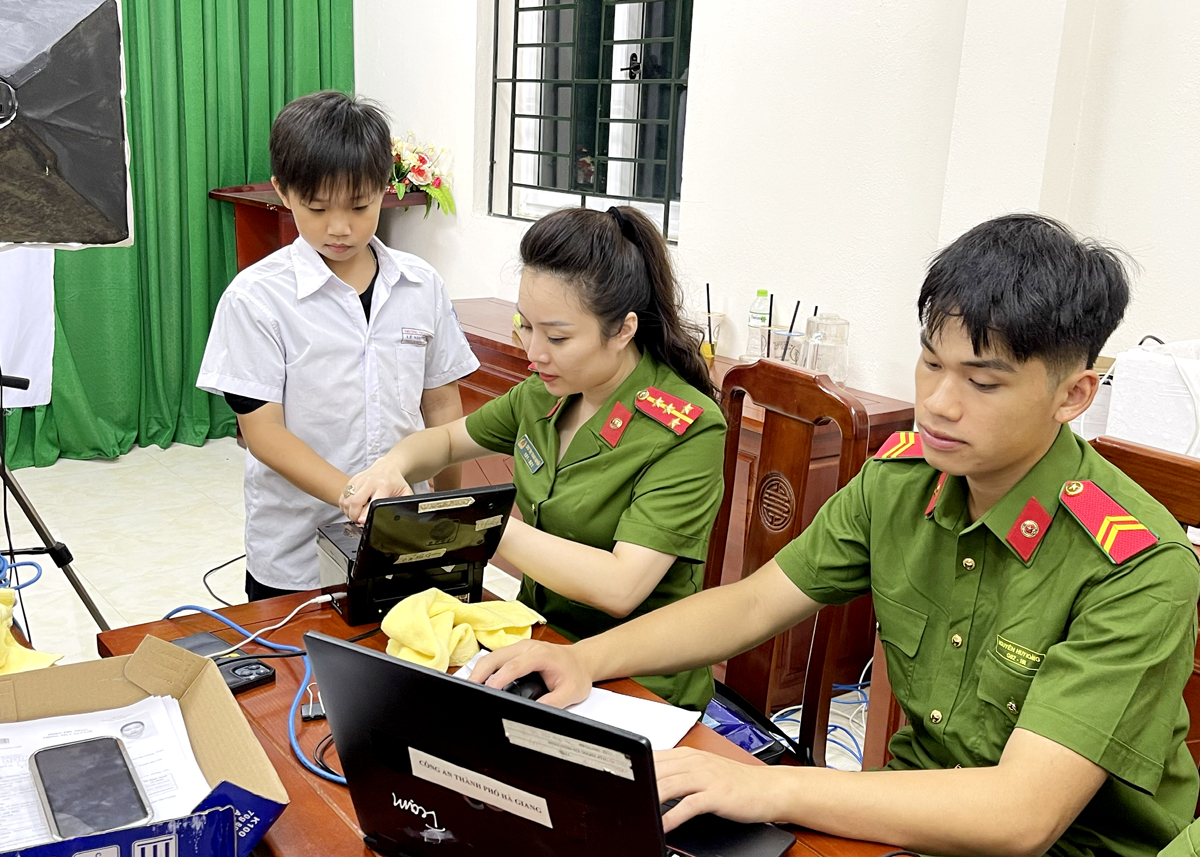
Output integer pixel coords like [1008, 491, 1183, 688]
[225, 248, 378, 415]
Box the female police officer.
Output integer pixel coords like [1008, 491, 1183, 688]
[340, 205, 727, 710]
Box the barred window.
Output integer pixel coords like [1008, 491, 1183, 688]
[489, 1, 693, 240]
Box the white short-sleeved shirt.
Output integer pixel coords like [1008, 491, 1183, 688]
[196, 236, 480, 590]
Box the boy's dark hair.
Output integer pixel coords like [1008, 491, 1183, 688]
[520, 206, 719, 403]
[918, 213, 1130, 373]
[269, 91, 391, 202]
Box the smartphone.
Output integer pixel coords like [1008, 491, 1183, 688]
[29, 737, 153, 839]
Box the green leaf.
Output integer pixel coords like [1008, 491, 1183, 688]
[426, 183, 456, 216]
[391, 180, 406, 203]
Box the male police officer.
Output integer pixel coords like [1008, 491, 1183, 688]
[472, 214, 1200, 857]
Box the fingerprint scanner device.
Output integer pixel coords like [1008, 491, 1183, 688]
[317, 484, 517, 626]
[306, 631, 797, 857]
[170, 631, 277, 694]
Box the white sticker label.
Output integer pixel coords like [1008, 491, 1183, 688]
[393, 548, 447, 564]
[475, 514, 503, 531]
[409, 748, 553, 828]
[503, 720, 634, 780]
[402, 327, 432, 344]
[418, 497, 475, 513]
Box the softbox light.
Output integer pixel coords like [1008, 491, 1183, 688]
[0, 0, 130, 245]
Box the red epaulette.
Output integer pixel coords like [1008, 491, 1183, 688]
[1058, 479, 1159, 564]
[634, 387, 703, 436]
[874, 431, 924, 460]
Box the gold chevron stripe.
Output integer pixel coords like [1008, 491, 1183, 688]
[1096, 514, 1138, 546]
[1102, 521, 1147, 553]
[882, 432, 915, 458]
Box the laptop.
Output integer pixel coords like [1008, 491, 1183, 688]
[306, 631, 797, 857]
[317, 483, 518, 625]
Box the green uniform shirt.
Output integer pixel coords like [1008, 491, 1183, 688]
[465, 350, 727, 711]
[777, 425, 1200, 857]
[1161, 818, 1200, 857]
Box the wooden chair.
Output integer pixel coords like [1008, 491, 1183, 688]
[705, 360, 871, 766]
[862, 434, 1200, 773]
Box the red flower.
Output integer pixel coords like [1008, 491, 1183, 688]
[432, 176, 442, 189]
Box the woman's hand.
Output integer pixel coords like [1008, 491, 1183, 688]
[467, 639, 595, 709]
[339, 456, 413, 523]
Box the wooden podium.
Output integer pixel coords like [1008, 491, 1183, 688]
[209, 182, 429, 271]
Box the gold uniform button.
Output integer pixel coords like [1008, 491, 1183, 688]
[1065, 480, 1084, 496]
[1006, 701, 1018, 714]
[608, 417, 623, 429]
[951, 634, 963, 648]
[962, 558, 976, 570]
[930, 709, 943, 724]
[1020, 520, 1040, 538]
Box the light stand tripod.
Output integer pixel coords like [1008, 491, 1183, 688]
[1, 373, 110, 631]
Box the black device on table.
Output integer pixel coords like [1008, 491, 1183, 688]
[170, 631, 276, 693]
[305, 631, 796, 857]
[316, 483, 517, 626]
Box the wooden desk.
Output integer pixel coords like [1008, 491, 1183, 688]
[452, 297, 915, 702]
[97, 594, 896, 857]
[210, 182, 430, 272]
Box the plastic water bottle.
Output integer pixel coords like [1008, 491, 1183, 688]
[741, 289, 771, 360]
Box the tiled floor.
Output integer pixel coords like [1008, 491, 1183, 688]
[4, 438, 519, 665]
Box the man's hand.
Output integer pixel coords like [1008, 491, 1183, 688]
[468, 639, 594, 709]
[655, 747, 779, 833]
[339, 457, 414, 523]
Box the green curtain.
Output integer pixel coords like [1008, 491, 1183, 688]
[4, 0, 354, 469]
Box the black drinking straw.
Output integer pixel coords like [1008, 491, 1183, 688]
[705, 283, 714, 348]
[766, 293, 774, 358]
[783, 300, 801, 358]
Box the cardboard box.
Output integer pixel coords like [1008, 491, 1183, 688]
[0, 636, 288, 857]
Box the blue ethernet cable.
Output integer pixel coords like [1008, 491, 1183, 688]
[162, 605, 347, 785]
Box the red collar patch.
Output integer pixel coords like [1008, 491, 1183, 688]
[599, 402, 633, 448]
[1005, 497, 1053, 563]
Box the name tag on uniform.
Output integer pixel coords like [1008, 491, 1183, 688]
[516, 434, 544, 474]
[402, 328, 431, 344]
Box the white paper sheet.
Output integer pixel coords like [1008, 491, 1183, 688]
[456, 653, 701, 751]
[0, 696, 212, 851]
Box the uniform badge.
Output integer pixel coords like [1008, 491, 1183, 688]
[924, 471, 948, 517]
[516, 434, 544, 474]
[634, 386, 702, 436]
[874, 431, 924, 460]
[600, 402, 633, 448]
[1058, 479, 1158, 564]
[1004, 496, 1053, 562]
[401, 328, 431, 344]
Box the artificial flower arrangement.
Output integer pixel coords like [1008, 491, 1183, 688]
[390, 134, 456, 217]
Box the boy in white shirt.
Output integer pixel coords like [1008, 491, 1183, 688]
[197, 91, 479, 599]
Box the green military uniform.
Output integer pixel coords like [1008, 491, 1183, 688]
[776, 425, 1200, 856]
[1162, 819, 1200, 857]
[465, 349, 727, 711]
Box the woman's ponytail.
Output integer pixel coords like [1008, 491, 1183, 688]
[519, 206, 718, 403]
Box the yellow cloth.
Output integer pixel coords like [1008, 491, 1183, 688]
[380, 588, 544, 673]
[0, 588, 61, 675]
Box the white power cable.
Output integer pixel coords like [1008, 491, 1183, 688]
[208, 594, 333, 658]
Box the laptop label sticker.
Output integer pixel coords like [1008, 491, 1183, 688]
[410, 748, 553, 828]
[475, 515, 503, 531]
[418, 496, 475, 513]
[503, 720, 634, 781]
[393, 549, 447, 564]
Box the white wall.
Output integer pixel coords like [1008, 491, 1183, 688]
[355, 0, 1200, 401]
